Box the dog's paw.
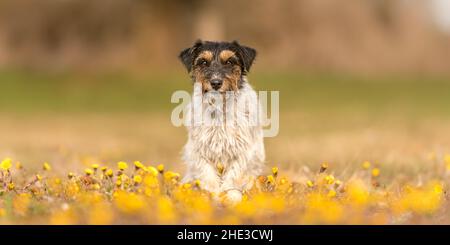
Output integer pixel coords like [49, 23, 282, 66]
[221, 189, 243, 206]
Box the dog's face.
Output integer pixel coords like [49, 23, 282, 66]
[179, 40, 257, 93]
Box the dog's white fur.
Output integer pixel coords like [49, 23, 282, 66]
[182, 77, 265, 202]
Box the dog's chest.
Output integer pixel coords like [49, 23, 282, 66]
[190, 124, 253, 159]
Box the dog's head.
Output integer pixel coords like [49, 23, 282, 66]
[179, 40, 257, 93]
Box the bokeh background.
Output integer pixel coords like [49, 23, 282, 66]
[1, 0, 450, 179]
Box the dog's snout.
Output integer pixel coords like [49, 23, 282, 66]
[210, 79, 223, 90]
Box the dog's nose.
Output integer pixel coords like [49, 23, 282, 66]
[210, 79, 223, 90]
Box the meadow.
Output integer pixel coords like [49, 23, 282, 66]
[1, 70, 450, 224]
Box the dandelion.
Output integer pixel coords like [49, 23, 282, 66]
[105, 169, 114, 178]
[92, 184, 101, 190]
[36, 174, 43, 181]
[272, 167, 279, 177]
[0, 158, 446, 225]
[267, 175, 275, 185]
[320, 163, 329, 173]
[147, 166, 158, 176]
[362, 161, 371, 170]
[85, 168, 94, 176]
[372, 168, 380, 177]
[325, 175, 335, 185]
[7, 182, 15, 190]
[194, 179, 201, 188]
[117, 161, 128, 171]
[0, 158, 12, 171]
[115, 179, 122, 187]
[134, 161, 144, 170]
[133, 175, 143, 184]
[43, 162, 52, 171]
[157, 164, 164, 173]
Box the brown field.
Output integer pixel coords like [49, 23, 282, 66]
[1, 72, 450, 224]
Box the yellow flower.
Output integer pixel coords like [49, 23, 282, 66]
[164, 171, 180, 181]
[43, 162, 52, 171]
[272, 167, 279, 177]
[105, 169, 114, 177]
[267, 175, 275, 185]
[91, 164, 99, 170]
[372, 168, 380, 177]
[157, 164, 165, 173]
[85, 168, 94, 176]
[115, 180, 122, 187]
[15, 162, 22, 170]
[194, 179, 201, 187]
[36, 174, 43, 181]
[134, 161, 144, 169]
[117, 161, 128, 171]
[133, 175, 143, 184]
[306, 180, 314, 188]
[434, 183, 443, 194]
[362, 161, 371, 170]
[7, 182, 15, 190]
[101, 166, 107, 172]
[325, 175, 335, 185]
[327, 189, 337, 198]
[147, 166, 158, 176]
[320, 163, 329, 173]
[0, 158, 12, 170]
[68, 172, 75, 179]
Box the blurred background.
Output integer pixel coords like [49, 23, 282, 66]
[1, 0, 450, 178]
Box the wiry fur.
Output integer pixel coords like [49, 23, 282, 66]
[178, 40, 264, 203]
[182, 79, 265, 201]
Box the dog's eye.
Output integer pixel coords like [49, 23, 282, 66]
[197, 59, 209, 66]
[226, 59, 234, 65]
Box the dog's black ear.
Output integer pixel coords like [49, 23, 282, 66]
[232, 41, 257, 73]
[179, 40, 203, 72]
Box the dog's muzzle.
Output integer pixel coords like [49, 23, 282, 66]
[210, 79, 223, 90]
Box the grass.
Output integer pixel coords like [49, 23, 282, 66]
[1, 69, 450, 224]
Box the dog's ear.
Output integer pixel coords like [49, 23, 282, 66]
[179, 39, 203, 72]
[232, 41, 257, 74]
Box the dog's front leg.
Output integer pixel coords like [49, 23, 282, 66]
[183, 160, 222, 194]
[220, 162, 254, 204]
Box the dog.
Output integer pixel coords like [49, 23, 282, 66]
[178, 40, 265, 203]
